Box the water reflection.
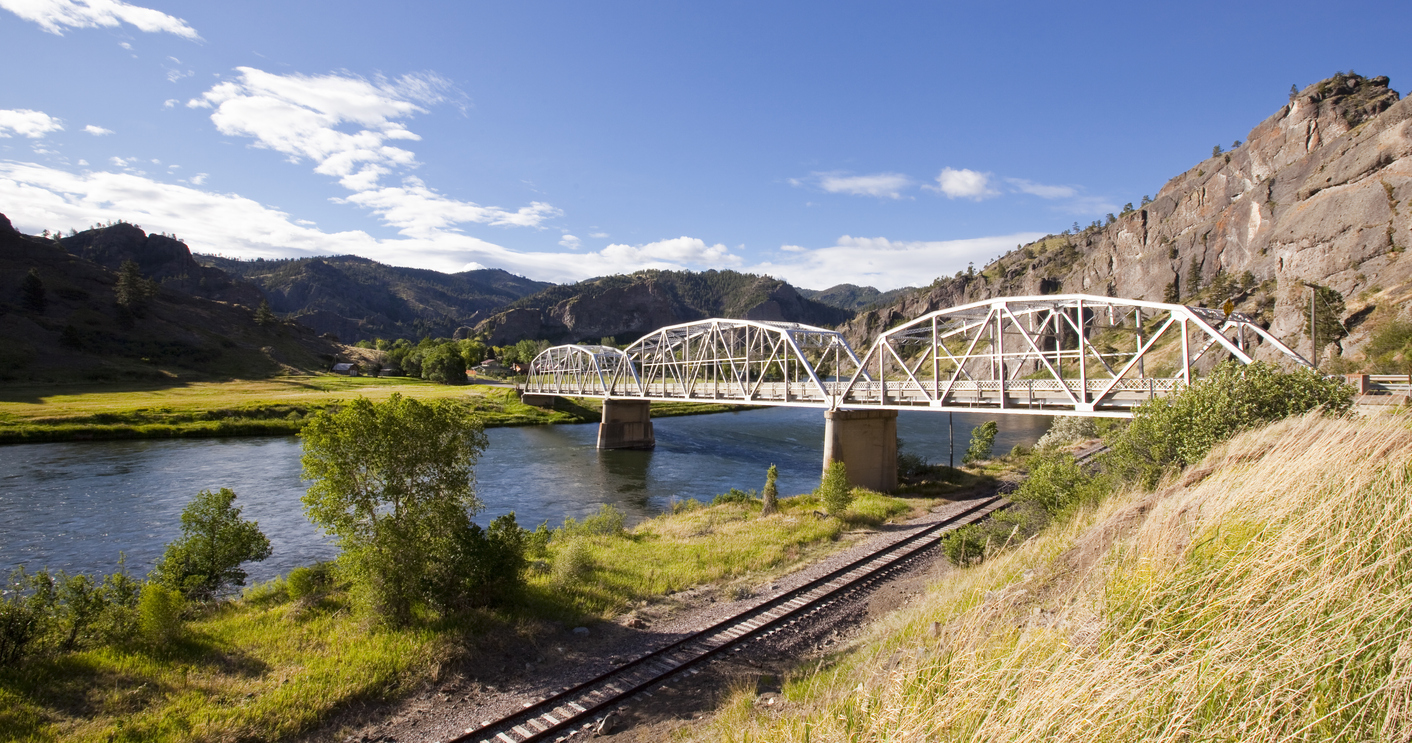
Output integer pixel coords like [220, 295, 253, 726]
[0, 407, 1051, 583]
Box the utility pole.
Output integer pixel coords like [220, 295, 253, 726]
[948, 412, 954, 468]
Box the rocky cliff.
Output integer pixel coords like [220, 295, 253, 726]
[474, 269, 854, 345]
[844, 73, 1412, 370]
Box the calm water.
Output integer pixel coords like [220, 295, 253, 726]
[0, 408, 1051, 583]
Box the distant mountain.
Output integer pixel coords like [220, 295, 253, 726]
[0, 214, 342, 382]
[473, 269, 855, 345]
[198, 255, 551, 343]
[799, 283, 918, 312]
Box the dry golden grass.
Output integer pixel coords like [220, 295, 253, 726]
[704, 412, 1412, 742]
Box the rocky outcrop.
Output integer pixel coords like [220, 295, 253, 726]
[475, 270, 853, 346]
[59, 223, 264, 307]
[844, 73, 1412, 367]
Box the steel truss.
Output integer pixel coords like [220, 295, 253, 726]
[525, 294, 1313, 417]
[838, 294, 1311, 416]
[525, 319, 866, 406]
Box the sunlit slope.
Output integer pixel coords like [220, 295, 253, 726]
[708, 413, 1412, 742]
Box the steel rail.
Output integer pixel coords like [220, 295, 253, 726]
[450, 496, 1008, 743]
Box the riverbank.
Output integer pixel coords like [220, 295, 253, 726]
[0, 472, 993, 743]
[0, 376, 746, 444]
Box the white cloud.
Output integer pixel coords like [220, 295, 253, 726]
[83, 124, 113, 135]
[188, 172, 206, 185]
[814, 171, 914, 199]
[0, 109, 63, 138]
[779, 244, 806, 253]
[0, 0, 200, 39]
[162, 99, 178, 108]
[166, 67, 193, 83]
[109, 156, 131, 166]
[559, 234, 581, 249]
[926, 167, 999, 200]
[600, 237, 739, 268]
[589, 231, 609, 239]
[118, 41, 130, 49]
[188, 66, 558, 240]
[747, 233, 1044, 291]
[1006, 177, 1076, 199]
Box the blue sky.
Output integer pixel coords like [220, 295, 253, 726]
[2, 1, 1409, 290]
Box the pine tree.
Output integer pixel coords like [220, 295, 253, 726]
[254, 299, 277, 327]
[114, 260, 156, 311]
[20, 268, 45, 313]
[818, 461, 852, 516]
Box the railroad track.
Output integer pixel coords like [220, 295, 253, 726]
[449, 495, 1009, 743]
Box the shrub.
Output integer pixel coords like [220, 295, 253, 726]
[818, 460, 854, 515]
[552, 539, 593, 588]
[942, 525, 987, 567]
[897, 438, 930, 478]
[962, 421, 999, 464]
[1035, 416, 1098, 449]
[138, 583, 185, 644]
[152, 487, 272, 601]
[561, 504, 626, 538]
[1012, 451, 1107, 517]
[712, 488, 756, 506]
[287, 563, 335, 601]
[1105, 361, 1354, 488]
[0, 567, 56, 667]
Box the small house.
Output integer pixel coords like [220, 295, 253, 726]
[332, 362, 360, 376]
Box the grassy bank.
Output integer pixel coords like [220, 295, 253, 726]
[702, 413, 1412, 742]
[0, 376, 746, 444]
[0, 484, 962, 742]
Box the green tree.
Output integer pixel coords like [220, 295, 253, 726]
[1185, 258, 1203, 298]
[760, 464, 779, 516]
[963, 421, 999, 464]
[254, 298, 278, 327]
[152, 488, 272, 601]
[818, 460, 853, 515]
[20, 268, 45, 313]
[300, 394, 490, 623]
[421, 344, 467, 384]
[114, 260, 156, 311]
[1212, 144, 1224, 157]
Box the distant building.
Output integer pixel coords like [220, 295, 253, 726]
[331, 362, 360, 376]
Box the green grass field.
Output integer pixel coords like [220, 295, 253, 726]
[0, 376, 745, 443]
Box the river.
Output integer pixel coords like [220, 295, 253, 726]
[0, 407, 1052, 584]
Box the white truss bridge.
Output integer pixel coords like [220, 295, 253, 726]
[524, 294, 1312, 418]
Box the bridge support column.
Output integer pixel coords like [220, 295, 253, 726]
[520, 393, 558, 408]
[598, 400, 655, 450]
[823, 409, 898, 493]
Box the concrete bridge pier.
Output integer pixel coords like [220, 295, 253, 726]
[823, 409, 898, 493]
[598, 399, 656, 450]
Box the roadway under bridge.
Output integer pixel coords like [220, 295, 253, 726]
[522, 294, 1313, 491]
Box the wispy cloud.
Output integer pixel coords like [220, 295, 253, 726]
[558, 234, 581, 249]
[1006, 177, 1076, 199]
[0, 109, 64, 138]
[83, 124, 114, 136]
[925, 167, 999, 200]
[808, 171, 914, 199]
[0, 0, 200, 39]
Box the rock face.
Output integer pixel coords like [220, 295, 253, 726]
[844, 73, 1412, 367]
[59, 222, 264, 307]
[474, 270, 854, 346]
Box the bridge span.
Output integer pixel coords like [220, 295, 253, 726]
[521, 294, 1312, 491]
